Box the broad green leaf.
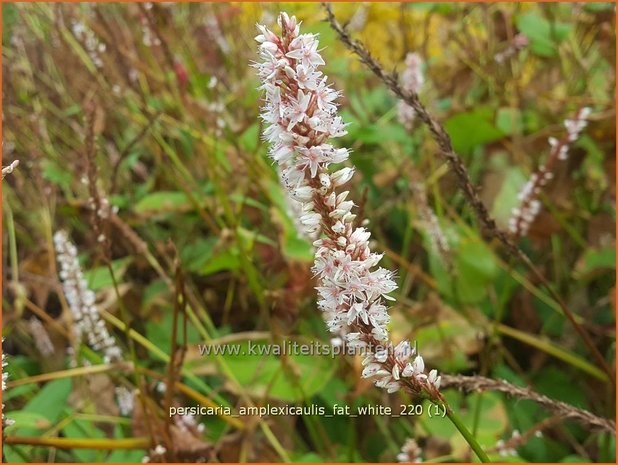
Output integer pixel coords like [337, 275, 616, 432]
[2, 3, 17, 46]
[574, 246, 616, 280]
[293, 452, 325, 463]
[62, 420, 105, 463]
[84, 257, 133, 291]
[41, 159, 73, 190]
[266, 178, 314, 262]
[239, 123, 261, 154]
[283, 234, 314, 262]
[146, 310, 202, 354]
[431, 230, 498, 304]
[181, 238, 218, 273]
[3, 411, 50, 432]
[134, 191, 199, 214]
[199, 246, 241, 276]
[19, 379, 72, 436]
[107, 445, 145, 463]
[455, 237, 499, 303]
[496, 107, 524, 135]
[491, 166, 527, 227]
[534, 366, 587, 408]
[444, 107, 504, 155]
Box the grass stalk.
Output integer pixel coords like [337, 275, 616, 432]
[445, 406, 490, 462]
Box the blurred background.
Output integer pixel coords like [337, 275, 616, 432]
[1, 2, 616, 463]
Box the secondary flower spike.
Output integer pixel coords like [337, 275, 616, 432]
[54, 230, 122, 363]
[254, 12, 441, 399]
[509, 107, 591, 237]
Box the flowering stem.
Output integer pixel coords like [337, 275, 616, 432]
[256, 9, 443, 406]
[446, 407, 490, 463]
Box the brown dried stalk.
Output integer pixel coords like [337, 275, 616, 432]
[442, 374, 615, 434]
[323, 3, 614, 384]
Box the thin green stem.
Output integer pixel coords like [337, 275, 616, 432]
[445, 406, 490, 463]
[497, 323, 608, 382]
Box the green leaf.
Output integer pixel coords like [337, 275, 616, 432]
[444, 107, 504, 155]
[515, 12, 572, 57]
[2, 3, 17, 46]
[181, 238, 218, 273]
[41, 159, 73, 190]
[491, 165, 527, 227]
[239, 123, 261, 154]
[3, 411, 50, 432]
[134, 191, 194, 214]
[83, 257, 133, 291]
[62, 420, 105, 462]
[431, 231, 498, 304]
[561, 455, 592, 462]
[496, 107, 524, 135]
[293, 452, 325, 463]
[146, 310, 202, 354]
[2, 382, 37, 402]
[283, 234, 314, 262]
[583, 2, 614, 12]
[574, 246, 616, 280]
[107, 424, 146, 462]
[199, 246, 241, 276]
[19, 379, 72, 436]
[266, 178, 314, 262]
[534, 367, 587, 408]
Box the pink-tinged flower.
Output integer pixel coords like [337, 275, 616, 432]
[509, 107, 591, 237]
[294, 64, 321, 90]
[286, 90, 311, 130]
[255, 24, 279, 45]
[255, 12, 440, 401]
[287, 34, 325, 68]
[397, 438, 423, 463]
[315, 78, 339, 112]
[427, 369, 441, 389]
[297, 146, 327, 177]
[278, 12, 299, 36]
[397, 53, 424, 130]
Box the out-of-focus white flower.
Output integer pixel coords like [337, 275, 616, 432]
[509, 107, 591, 237]
[115, 386, 135, 416]
[397, 438, 423, 463]
[2, 338, 15, 428]
[28, 318, 55, 357]
[397, 53, 424, 130]
[1, 160, 19, 180]
[495, 33, 529, 63]
[54, 230, 122, 363]
[70, 20, 105, 68]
